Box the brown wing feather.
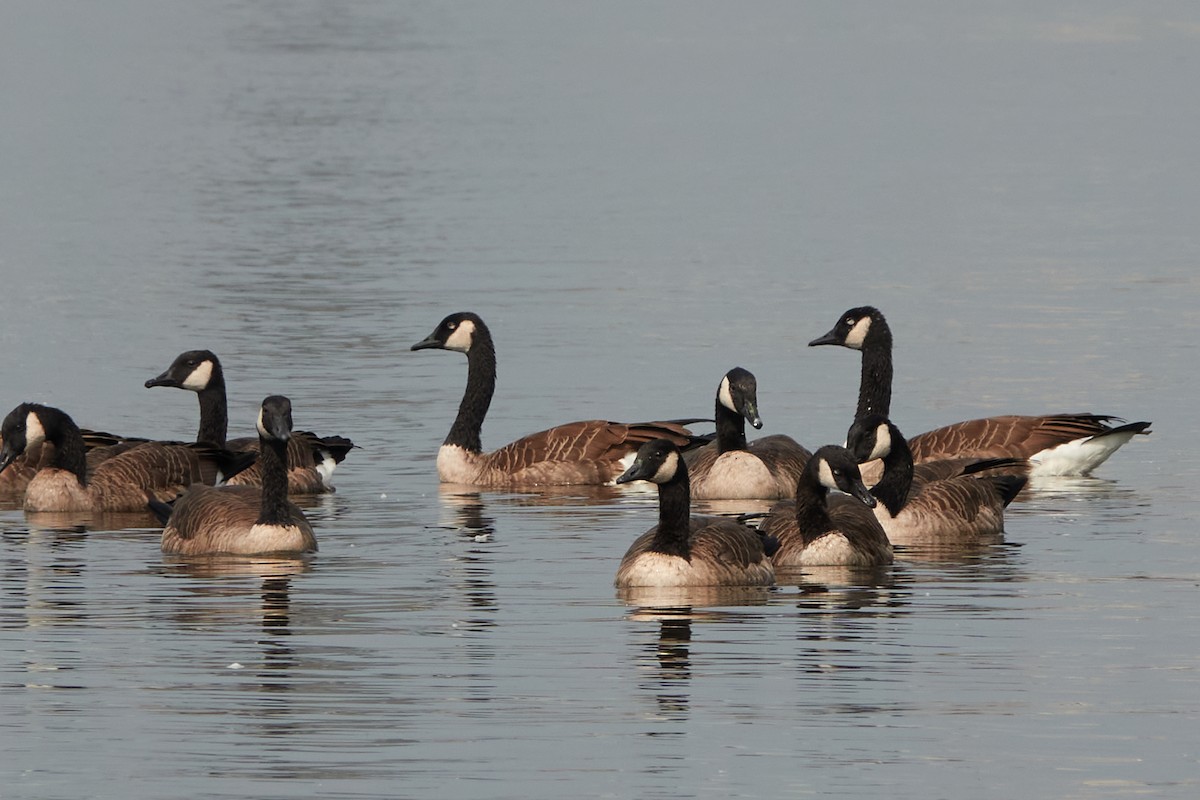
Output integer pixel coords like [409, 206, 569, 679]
[616, 516, 774, 587]
[908, 414, 1126, 463]
[87, 442, 234, 511]
[161, 484, 316, 555]
[483, 420, 696, 484]
[763, 498, 892, 567]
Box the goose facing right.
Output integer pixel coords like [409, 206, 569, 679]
[613, 439, 775, 588]
[809, 306, 1152, 476]
[0, 403, 252, 513]
[411, 312, 703, 487]
[155, 395, 317, 556]
[846, 414, 1027, 540]
[759, 445, 893, 568]
[145, 349, 354, 493]
[683, 367, 811, 500]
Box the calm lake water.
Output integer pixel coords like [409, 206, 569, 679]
[2, 2, 1198, 798]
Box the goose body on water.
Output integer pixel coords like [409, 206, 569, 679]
[809, 306, 1151, 476]
[411, 312, 702, 487]
[0, 403, 252, 513]
[846, 414, 1027, 540]
[146, 349, 353, 493]
[683, 367, 811, 500]
[613, 439, 775, 588]
[759, 445, 893, 568]
[155, 395, 317, 555]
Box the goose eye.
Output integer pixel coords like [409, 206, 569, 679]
[447, 322, 457, 330]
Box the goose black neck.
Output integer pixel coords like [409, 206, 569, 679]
[793, 464, 835, 544]
[714, 399, 747, 454]
[857, 319, 893, 419]
[256, 436, 291, 525]
[871, 426, 913, 517]
[42, 408, 89, 486]
[195, 370, 229, 446]
[650, 466, 693, 559]
[445, 330, 496, 453]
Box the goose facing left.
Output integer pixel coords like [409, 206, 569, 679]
[683, 367, 811, 500]
[411, 312, 702, 487]
[155, 395, 317, 556]
[613, 439, 775, 588]
[145, 349, 354, 494]
[0, 403, 253, 513]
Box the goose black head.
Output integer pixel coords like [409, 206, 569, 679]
[411, 312, 485, 354]
[845, 414, 894, 464]
[810, 444, 877, 508]
[0, 403, 47, 473]
[616, 439, 685, 486]
[809, 306, 885, 351]
[145, 349, 221, 392]
[718, 367, 763, 429]
[257, 395, 294, 442]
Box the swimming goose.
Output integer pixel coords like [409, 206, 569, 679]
[411, 312, 701, 487]
[613, 439, 775, 588]
[145, 349, 354, 493]
[0, 403, 253, 512]
[759, 445, 893, 568]
[846, 415, 1027, 540]
[154, 395, 318, 555]
[683, 367, 811, 500]
[809, 306, 1151, 476]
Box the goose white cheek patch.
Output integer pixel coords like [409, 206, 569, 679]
[444, 320, 476, 352]
[182, 360, 214, 391]
[843, 317, 872, 349]
[24, 412, 46, 447]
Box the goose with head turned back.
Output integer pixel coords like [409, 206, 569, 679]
[846, 414, 1027, 540]
[154, 395, 317, 555]
[411, 312, 701, 487]
[613, 439, 775, 588]
[809, 306, 1151, 476]
[145, 349, 354, 494]
[683, 367, 811, 500]
[759, 445, 893, 568]
[0, 403, 253, 512]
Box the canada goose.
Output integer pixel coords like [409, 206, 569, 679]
[759, 445, 893, 568]
[846, 415, 1027, 540]
[809, 306, 1151, 476]
[613, 439, 775, 588]
[411, 312, 702, 487]
[145, 349, 354, 493]
[682, 367, 811, 500]
[154, 396, 318, 556]
[0, 403, 254, 513]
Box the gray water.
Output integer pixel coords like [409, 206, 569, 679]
[2, 2, 1198, 798]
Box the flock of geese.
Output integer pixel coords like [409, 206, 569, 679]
[0, 306, 1150, 592]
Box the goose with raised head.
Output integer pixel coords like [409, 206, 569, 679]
[759, 445, 893, 568]
[145, 349, 353, 493]
[411, 312, 702, 487]
[846, 415, 1027, 540]
[613, 439, 775, 588]
[154, 395, 318, 556]
[683, 367, 811, 500]
[809, 306, 1151, 476]
[0, 403, 254, 513]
